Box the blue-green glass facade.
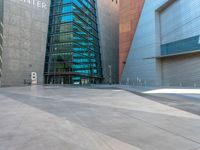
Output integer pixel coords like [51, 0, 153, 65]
[44, 0, 102, 84]
[161, 35, 200, 56]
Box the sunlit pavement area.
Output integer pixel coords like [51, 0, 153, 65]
[0, 86, 200, 150]
[116, 85, 200, 115]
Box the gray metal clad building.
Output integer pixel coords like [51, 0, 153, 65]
[0, 0, 50, 86]
[121, 0, 200, 87]
[0, 0, 3, 85]
[97, 0, 119, 84]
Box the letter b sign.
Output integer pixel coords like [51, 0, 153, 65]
[31, 72, 38, 85]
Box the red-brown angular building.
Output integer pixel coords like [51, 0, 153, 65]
[119, 0, 144, 79]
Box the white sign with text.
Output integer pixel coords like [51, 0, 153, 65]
[19, 0, 48, 9]
[31, 72, 38, 85]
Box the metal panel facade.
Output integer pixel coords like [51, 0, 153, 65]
[121, 0, 168, 86]
[121, 0, 200, 87]
[162, 53, 200, 87]
[97, 0, 119, 84]
[160, 0, 200, 44]
[0, 0, 3, 84]
[160, 0, 200, 86]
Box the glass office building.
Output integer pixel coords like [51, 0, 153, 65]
[44, 0, 102, 84]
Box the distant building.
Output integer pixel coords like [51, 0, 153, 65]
[0, 0, 119, 86]
[44, 0, 103, 84]
[120, 0, 200, 87]
[45, 0, 119, 84]
[97, 0, 119, 84]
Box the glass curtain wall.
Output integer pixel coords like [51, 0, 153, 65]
[44, 0, 102, 84]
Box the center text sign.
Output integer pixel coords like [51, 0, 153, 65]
[19, 0, 48, 9]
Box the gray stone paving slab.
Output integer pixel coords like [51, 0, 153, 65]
[0, 85, 200, 150]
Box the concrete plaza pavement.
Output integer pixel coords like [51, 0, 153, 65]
[0, 85, 200, 150]
[113, 85, 200, 115]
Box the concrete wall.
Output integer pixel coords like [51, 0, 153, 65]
[1, 0, 50, 86]
[96, 0, 119, 83]
[0, 0, 3, 27]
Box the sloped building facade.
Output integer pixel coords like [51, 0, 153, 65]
[121, 0, 200, 87]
